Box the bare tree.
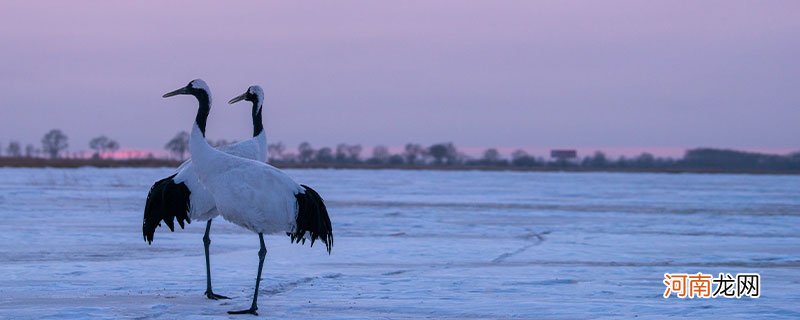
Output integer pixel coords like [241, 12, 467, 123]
[89, 135, 120, 159]
[634, 152, 655, 168]
[165, 131, 190, 160]
[107, 140, 119, 157]
[370, 145, 391, 163]
[316, 147, 334, 162]
[428, 144, 446, 164]
[25, 144, 36, 158]
[347, 144, 362, 162]
[335, 143, 362, 163]
[267, 142, 285, 161]
[582, 151, 608, 168]
[6, 141, 21, 157]
[335, 144, 349, 163]
[428, 143, 458, 164]
[446, 144, 459, 164]
[298, 142, 315, 163]
[482, 148, 502, 164]
[404, 143, 424, 164]
[89, 136, 108, 158]
[511, 149, 540, 166]
[42, 129, 69, 159]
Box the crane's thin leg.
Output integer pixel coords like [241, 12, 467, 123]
[204, 219, 229, 300]
[228, 233, 266, 315]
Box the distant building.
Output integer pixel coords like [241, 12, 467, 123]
[550, 149, 577, 162]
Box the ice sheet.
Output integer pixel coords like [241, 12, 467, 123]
[0, 168, 798, 319]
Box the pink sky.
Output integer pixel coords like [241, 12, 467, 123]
[0, 1, 798, 158]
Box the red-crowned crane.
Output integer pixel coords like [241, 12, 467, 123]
[143, 81, 268, 300]
[160, 79, 332, 315]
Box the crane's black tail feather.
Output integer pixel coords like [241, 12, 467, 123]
[142, 174, 191, 244]
[290, 185, 333, 253]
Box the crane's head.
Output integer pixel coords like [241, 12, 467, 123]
[162, 79, 211, 101]
[228, 85, 264, 114]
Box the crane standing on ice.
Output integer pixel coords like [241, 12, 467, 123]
[158, 79, 333, 315]
[143, 81, 266, 300]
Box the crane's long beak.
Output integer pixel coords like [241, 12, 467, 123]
[162, 86, 189, 98]
[228, 92, 247, 105]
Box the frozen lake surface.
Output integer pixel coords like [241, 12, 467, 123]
[1, 168, 799, 319]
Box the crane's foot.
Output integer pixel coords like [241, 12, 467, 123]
[204, 290, 230, 300]
[227, 307, 258, 315]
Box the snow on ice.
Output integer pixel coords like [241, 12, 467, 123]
[1, 168, 799, 319]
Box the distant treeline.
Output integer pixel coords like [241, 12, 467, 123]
[263, 143, 800, 173]
[2, 130, 799, 174]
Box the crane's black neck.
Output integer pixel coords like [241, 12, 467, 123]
[252, 101, 263, 137]
[194, 92, 211, 137]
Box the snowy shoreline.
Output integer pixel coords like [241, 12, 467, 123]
[2, 158, 799, 175]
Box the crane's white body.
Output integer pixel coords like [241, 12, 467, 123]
[173, 131, 267, 221]
[189, 124, 303, 234]
[151, 80, 330, 314]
